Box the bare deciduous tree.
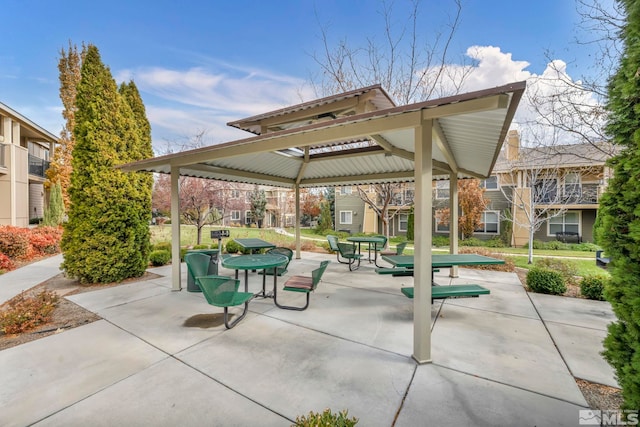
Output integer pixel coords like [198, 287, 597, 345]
[311, 0, 472, 244]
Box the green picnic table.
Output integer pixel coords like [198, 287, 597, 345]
[221, 253, 288, 298]
[380, 254, 505, 282]
[347, 236, 386, 263]
[233, 238, 276, 253]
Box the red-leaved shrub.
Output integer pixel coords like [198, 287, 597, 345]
[0, 226, 30, 259]
[28, 227, 62, 256]
[0, 253, 16, 272]
[0, 226, 62, 261]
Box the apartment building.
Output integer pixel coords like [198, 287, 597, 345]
[335, 130, 615, 246]
[0, 102, 57, 226]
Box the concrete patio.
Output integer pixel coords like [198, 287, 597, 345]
[0, 252, 618, 426]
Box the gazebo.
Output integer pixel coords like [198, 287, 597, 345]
[120, 81, 526, 363]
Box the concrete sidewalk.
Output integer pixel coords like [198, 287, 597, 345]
[0, 254, 63, 304]
[0, 253, 618, 426]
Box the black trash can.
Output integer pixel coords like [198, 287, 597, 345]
[186, 249, 219, 292]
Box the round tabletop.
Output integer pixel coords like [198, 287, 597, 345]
[221, 254, 288, 270]
[347, 236, 385, 243]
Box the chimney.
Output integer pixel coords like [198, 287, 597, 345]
[506, 130, 520, 161]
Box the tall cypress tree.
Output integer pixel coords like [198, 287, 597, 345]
[61, 45, 152, 283]
[597, 0, 640, 410]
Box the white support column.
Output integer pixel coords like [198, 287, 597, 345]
[295, 184, 301, 259]
[413, 119, 433, 364]
[170, 166, 181, 291]
[449, 173, 459, 277]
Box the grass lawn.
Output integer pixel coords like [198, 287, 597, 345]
[150, 225, 295, 247]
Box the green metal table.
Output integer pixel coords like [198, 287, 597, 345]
[234, 238, 276, 254]
[381, 253, 505, 283]
[221, 253, 288, 298]
[346, 236, 386, 263]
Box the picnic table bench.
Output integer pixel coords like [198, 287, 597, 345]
[555, 231, 581, 243]
[596, 250, 610, 269]
[401, 284, 490, 302]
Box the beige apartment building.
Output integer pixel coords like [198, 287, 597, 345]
[335, 130, 615, 246]
[0, 102, 58, 226]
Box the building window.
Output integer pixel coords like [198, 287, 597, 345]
[230, 190, 240, 198]
[340, 186, 352, 195]
[548, 211, 580, 235]
[339, 211, 353, 224]
[435, 209, 449, 233]
[480, 176, 498, 191]
[245, 210, 252, 225]
[435, 180, 450, 199]
[474, 211, 499, 234]
[231, 210, 240, 221]
[398, 213, 408, 232]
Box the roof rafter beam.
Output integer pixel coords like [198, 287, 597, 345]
[300, 170, 416, 186]
[433, 120, 458, 173]
[295, 147, 310, 185]
[422, 94, 509, 120]
[370, 134, 415, 161]
[186, 163, 294, 186]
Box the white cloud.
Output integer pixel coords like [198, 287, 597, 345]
[115, 47, 604, 151]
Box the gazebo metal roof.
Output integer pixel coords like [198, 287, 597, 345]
[120, 82, 525, 188]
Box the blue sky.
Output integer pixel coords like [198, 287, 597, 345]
[1, 0, 606, 150]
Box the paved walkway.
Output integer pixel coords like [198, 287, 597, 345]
[0, 253, 618, 426]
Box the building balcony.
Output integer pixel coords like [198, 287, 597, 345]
[28, 154, 50, 178]
[534, 183, 600, 206]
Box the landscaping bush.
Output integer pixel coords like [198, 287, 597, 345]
[192, 244, 209, 250]
[29, 226, 62, 256]
[225, 240, 242, 254]
[526, 267, 566, 295]
[29, 217, 42, 225]
[0, 226, 30, 259]
[0, 290, 59, 334]
[572, 242, 598, 252]
[294, 409, 358, 427]
[0, 253, 16, 273]
[484, 237, 506, 248]
[459, 237, 483, 247]
[534, 257, 578, 286]
[180, 247, 189, 262]
[154, 242, 172, 252]
[580, 275, 608, 301]
[149, 250, 171, 266]
[432, 235, 449, 247]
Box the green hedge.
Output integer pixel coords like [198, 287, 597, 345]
[526, 267, 566, 295]
[580, 275, 607, 301]
[149, 250, 171, 266]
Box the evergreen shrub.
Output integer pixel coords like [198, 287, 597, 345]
[154, 242, 171, 252]
[534, 258, 578, 286]
[294, 409, 358, 427]
[580, 275, 607, 301]
[149, 250, 171, 266]
[526, 267, 566, 295]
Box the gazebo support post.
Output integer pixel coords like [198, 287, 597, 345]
[170, 166, 182, 291]
[413, 119, 433, 364]
[449, 173, 459, 278]
[295, 184, 301, 259]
